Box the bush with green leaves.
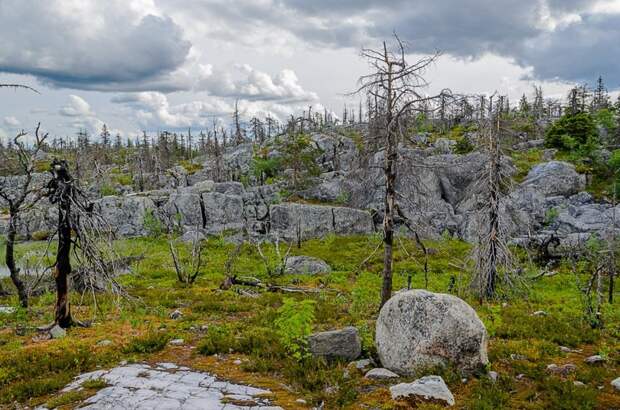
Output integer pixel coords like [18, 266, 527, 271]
[274, 298, 316, 360]
[279, 133, 323, 191]
[454, 136, 475, 154]
[594, 108, 617, 135]
[143, 209, 164, 238]
[251, 149, 282, 184]
[544, 112, 598, 152]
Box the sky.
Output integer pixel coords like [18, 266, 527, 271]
[1, 0, 619, 141]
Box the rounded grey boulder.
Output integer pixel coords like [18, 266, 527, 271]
[284, 256, 331, 275]
[376, 290, 488, 376]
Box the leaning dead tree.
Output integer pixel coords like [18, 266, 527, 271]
[0, 124, 49, 307]
[46, 159, 119, 328]
[353, 34, 442, 307]
[471, 96, 519, 300]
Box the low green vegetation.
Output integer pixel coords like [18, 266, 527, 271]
[1, 234, 618, 408]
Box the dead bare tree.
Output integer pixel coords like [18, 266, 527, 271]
[255, 236, 292, 278]
[169, 236, 204, 285]
[470, 96, 520, 300]
[46, 159, 120, 328]
[0, 124, 48, 307]
[353, 34, 441, 307]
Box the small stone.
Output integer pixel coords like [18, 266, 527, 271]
[364, 368, 399, 380]
[532, 310, 548, 316]
[611, 377, 620, 391]
[233, 359, 242, 365]
[461, 378, 467, 384]
[573, 381, 585, 387]
[350, 359, 374, 371]
[200, 324, 209, 331]
[488, 371, 498, 382]
[97, 339, 113, 347]
[516, 374, 526, 380]
[390, 375, 455, 406]
[119, 360, 128, 365]
[32, 332, 52, 342]
[584, 355, 605, 364]
[296, 399, 307, 404]
[0, 306, 16, 314]
[510, 354, 527, 361]
[323, 385, 337, 395]
[546, 363, 577, 376]
[169, 310, 183, 320]
[559, 346, 582, 353]
[169, 338, 184, 346]
[50, 324, 66, 339]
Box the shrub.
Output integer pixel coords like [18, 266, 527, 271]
[274, 298, 316, 360]
[123, 331, 170, 354]
[197, 325, 235, 355]
[545, 112, 598, 152]
[100, 184, 118, 196]
[143, 209, 164, 238]
[454, 136, 475, 154]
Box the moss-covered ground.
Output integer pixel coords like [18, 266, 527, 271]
[0, 234, 619, 409]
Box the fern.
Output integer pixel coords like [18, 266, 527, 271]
[274, 298, 316, 360]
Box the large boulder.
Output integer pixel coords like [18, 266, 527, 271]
[376, 290, 488, 376]
[284, 256, 331, 275]
[308, 327, 361, 361]
[522, 161, 586, 197]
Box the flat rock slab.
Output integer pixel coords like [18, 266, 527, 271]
[37, 362, 282, 410]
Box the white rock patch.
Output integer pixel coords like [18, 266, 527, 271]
[38, 362, 282, 410]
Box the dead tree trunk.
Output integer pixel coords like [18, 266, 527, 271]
[353, 36, 441, 308]
[380, 43, 397, 307]
[6, 215, 28, 307]
[49, 160, 75, 328]
[484, 113, 501, 299]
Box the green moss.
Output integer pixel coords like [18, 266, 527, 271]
[123, 331, 171, 354]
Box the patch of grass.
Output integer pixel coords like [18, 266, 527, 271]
[494, 307, 597, 347]
[45, 389, 91, 409]
[467, 376, 514, 410]
[123, 331, 171, 354]
[197, 325, 235, 355]
[539, 377, 598, 410]
[81, 378, 109, 389]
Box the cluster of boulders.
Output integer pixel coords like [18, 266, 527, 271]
[2, 132, 618, 257]
[303, 290, 489, 406]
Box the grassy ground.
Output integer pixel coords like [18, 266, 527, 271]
[0, 234, 619, 409]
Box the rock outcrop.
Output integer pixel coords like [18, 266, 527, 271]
[376, 290, 488, 376]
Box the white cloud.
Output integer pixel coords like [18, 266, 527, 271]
[57, 95, 110, 135]
[0, 0, 190, 91]
[3, 116, 20, 128]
